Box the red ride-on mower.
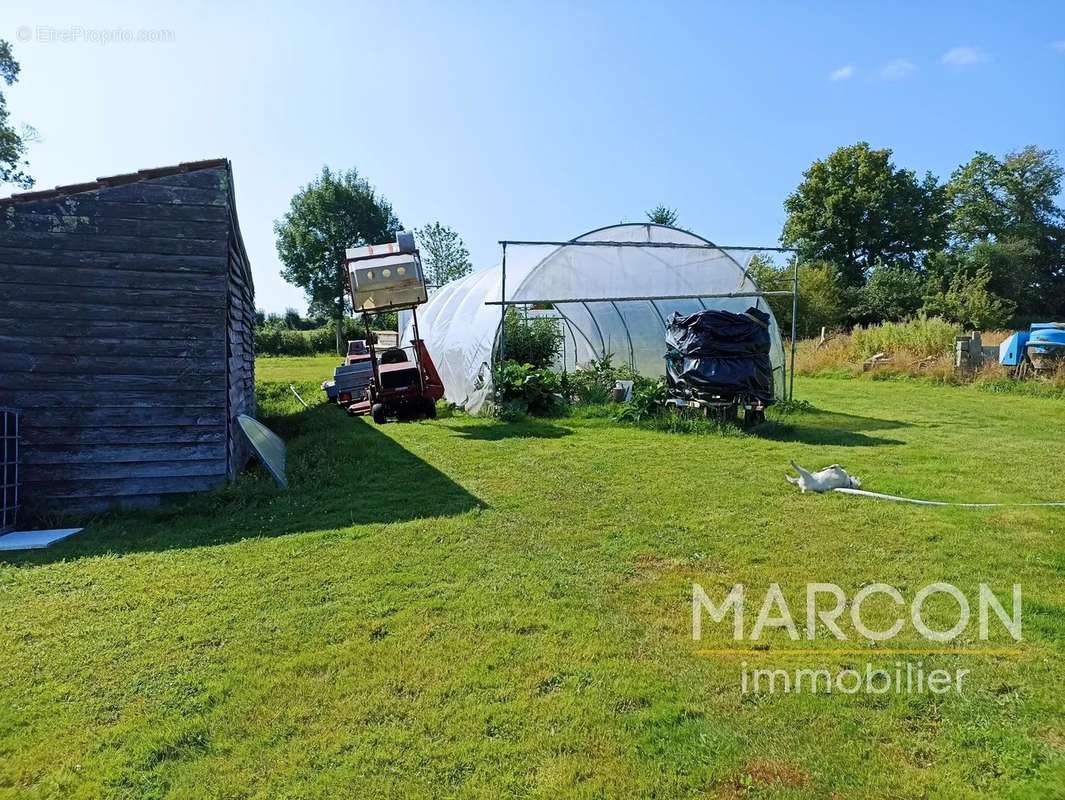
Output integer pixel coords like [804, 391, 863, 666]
[342, 232, 445, 424]
[346, 336, 445, 423]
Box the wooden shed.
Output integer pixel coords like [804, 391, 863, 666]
[0, 159, 256, 513]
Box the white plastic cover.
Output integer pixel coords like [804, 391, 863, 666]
[403, 224, 786, 413]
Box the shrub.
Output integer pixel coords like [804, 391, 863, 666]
[856, 264, 926, 323]
[502, 308, 563, 368]
[492, 360, 567, 417]
[921, 267, 1017, 330]
[306, 326, 337, 354]
[770, 397, 816, 415]
[255, 315, 398, 356]
[255, 325, 315, 356]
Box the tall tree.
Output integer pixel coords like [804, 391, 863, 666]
[744, 255, 845, 338]
[415, 222, 473, 288]
[946, 146, 1064, 316]
[781, 142, 947, 287]
[856, 263, 926, 323]
[0, 40, 34, 189]
[646, 205, 679, 226]
[275, 166, 400, 353]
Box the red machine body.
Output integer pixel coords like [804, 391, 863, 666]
[346, 339, 445, 422]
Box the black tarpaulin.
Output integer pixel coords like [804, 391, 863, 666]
[665, 307, 775, 403]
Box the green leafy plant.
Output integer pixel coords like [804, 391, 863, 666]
[492, 361, 567, 418]
[614, 380, 666, 423]
[769, 397, 816, 415]
[559, 354, 665, 410]
[562, 354, 626, 404]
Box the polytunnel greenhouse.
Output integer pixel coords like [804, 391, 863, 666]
[404, 223, 792, 413]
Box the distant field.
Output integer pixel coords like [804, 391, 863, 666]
[1, 359, 1063, 798]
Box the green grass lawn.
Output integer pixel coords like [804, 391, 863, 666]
[255, 354, 340, 383]
[2, 360, 1064, 799]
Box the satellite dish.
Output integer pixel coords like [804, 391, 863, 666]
[237, 415, 287, 488]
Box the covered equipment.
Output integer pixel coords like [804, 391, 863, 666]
[665, 306, 775, 403]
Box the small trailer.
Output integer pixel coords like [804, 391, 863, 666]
[322, 340, 375, 405]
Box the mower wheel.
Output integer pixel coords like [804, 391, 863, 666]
[371, 403, 388, 425]
[423, 397, 438, 419]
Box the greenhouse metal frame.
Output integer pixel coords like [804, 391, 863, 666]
[403, 224, 798, 413]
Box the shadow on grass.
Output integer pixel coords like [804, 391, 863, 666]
[5, 404, 485, 565]
[448, 420, 572, 441]
[754, 408, 911, 447]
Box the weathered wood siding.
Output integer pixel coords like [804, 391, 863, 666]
[225, 188, 256, 478]
[0, 163, 254, 513]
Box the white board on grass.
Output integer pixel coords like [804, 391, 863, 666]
[0, 528, 83, 551]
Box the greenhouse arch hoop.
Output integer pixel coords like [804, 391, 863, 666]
[404, 223, 798, 413]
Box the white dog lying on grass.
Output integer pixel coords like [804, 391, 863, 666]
[785, 461, 861, 493]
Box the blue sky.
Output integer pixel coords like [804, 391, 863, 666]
[5, 1, 1064, 312]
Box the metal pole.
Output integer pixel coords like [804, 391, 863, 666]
[411, 306, 426, 394]
[364, 313, 380, 401]
[789, 258, 799, 400]
[499, 242, 507, 364]
[484, 290, 793, 306]
[498, 239, 794, 252]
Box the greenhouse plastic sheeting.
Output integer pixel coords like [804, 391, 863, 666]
[402, 224, 787, 413]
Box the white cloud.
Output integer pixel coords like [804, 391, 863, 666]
[942, 46, 986, 66]
[880, 58, 917, 79]
[829, 65, 855, 81]
[1054, 40, 1065, 53]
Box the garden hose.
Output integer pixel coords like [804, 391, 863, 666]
[834, 487, 1065, 508]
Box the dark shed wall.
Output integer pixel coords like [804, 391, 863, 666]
[0, 163, 250, 512]
[225, 184, 256, 478]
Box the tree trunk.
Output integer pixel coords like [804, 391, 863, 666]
[336, 261, 346, 355]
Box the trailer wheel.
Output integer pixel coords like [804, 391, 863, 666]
[710, 405, 736, 424]
[423, 397, 438, 419]
[746, 408, 766, 427]
[371, 403, 388, 424]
